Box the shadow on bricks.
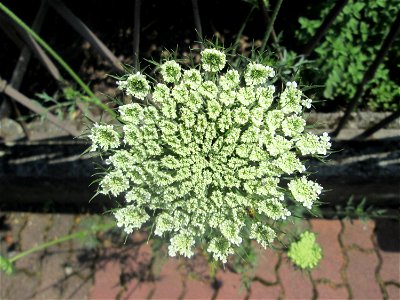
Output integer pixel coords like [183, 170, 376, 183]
[375, 219, 400, 252]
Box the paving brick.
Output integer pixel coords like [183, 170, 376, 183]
[346, 250, 382, 299]
[35, 214, 76, 299]
[35, 248, 70, 299]
[2, 213, 28, 251]
[181, 252, 210, 283]
[379, 249, 400, 283]
[16, 214, 51, 270]
[2, 272, 38, 300]
[316, 283, 348, 299]
[215, 268, 247, 299]
[45, 213, 75, 240]
[279, 256, 313, 299]
[89, 248, 122, 300]
[311, 220, 343, 283]
[6, 214, 51, 299]
[386, 284, 400, 300]
[342, 220, 375, 249]
[254, 248, 279, 283]
[118, 241, 154, 299]
[120, 241, 152, 283]
[1, 214, 44, 299]
[0, 274, 13, 299]
[249, 281, 281, 299]
[152, 258, 185, 299]
[63, 274, 92, 300]
[184, 278, 215, 299]
[121, 280, 155, 300]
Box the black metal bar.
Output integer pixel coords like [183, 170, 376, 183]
[5, 15, 62, 82]
[302, 0, 348, 56]
[10, 0, 48, 89]
[191, 0, 203, 40]
[0, 76, 80, 137]
[48, 0, 123, 72]
[354, 109, 400, 140]
[2, 1, 48, 140]
[332, 11, 400, 137]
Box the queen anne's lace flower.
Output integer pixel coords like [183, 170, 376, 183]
[117, 72, 150, 100]
[201, 49, 226, 72]
[288, 176, 323, 209]
[250, 223, 276, 249]
[160, 60, 182, 83]
[89, 124, 120, 152]
[207, 237, 234, 263]
[282, 115, 306, 137]
[90, 48, 330, 263]
[182, 69, 202, 89]
[295, 132, 331, 156]
[118, 103, 143, 124]
[100, 170, 129, 197]
[114, 206, 149, 234]
[168, 232, 196, 258]
[245, 63, 275, 86]
[220, 69, 240, 90]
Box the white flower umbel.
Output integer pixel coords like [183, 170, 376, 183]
[201, 49, 226, 72]
[295, 132, 331, 156]
[182, 69, 202, 89]
[288, 176, 323, 209]
[160, 60, 182, 83]
[114, 206, 149, 234]
[207, 237, 235, 264]
[117, 72, 150, 100]
[245, 63, 275, 86]
[281, 115, 306, 137]
[168, 232, 195, 258]
[220, 69, 240, 91]
[118, 103, 143, 124]
[100, 170, 129, 197]
[89, 124, 120, 152]
[250, 223, 276, 249]
[279, 81, 305, 114]
[90, 48, 330, 263]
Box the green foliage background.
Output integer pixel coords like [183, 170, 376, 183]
[296, 0, 400, 111]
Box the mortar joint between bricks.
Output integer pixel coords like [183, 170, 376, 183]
[275, 252, 285, 300]
[338, 220, 353, 299]
[15, 213, 29, 253]
[345, 244, 376, 254]
[60, 215, 87, 299]
[384, 281, 400, 288]
[372, 231, 389, 299]
[33, 214, 55, 299]
[315, 277, 347, 289]
[371, 222, 388, 299]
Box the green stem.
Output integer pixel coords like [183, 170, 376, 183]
[260, 0, 283, 53]
[231, 6, 255, 56]
[0, 2, 116, 117]
[9, 222, 115, 263]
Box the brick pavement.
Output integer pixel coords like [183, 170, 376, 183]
[0, 213, 100, 300]
[1, 213, 399, 299]
[88, 219, 400, 299]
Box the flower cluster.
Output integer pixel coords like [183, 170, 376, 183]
[288, 231, 323, 270]
[89, 48, 330, 263]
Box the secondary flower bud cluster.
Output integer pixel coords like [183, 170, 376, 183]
[288, 231, 323, 270]
[89, 48, 331, 263]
